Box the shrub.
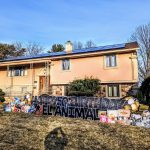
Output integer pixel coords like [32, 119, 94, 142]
[67, 77, 101, 96]
[0, 89, 5, 103]
[127, 85, 139, 98]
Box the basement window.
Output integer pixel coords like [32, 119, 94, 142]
[107, 84, 120, 97]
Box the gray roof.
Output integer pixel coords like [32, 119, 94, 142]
[0, 43, 126, 62]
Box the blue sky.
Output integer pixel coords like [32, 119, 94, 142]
[0, 0, 150, 50]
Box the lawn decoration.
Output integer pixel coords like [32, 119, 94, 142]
[4, 104, 11, 112]
[0, 102, 4, 112]
[123, 96, 139, 112]
[131, 112, 150, 128]
[107, 110, 118, 123]
[3, 96, 35, 113]
[2, 95, 150, 128]
[139, 104, 149, 111]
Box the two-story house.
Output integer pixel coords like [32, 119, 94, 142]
[0, 41, 138, 98]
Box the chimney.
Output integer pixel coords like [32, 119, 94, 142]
[65, 41, 73, 53]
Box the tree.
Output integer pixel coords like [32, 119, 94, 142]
[25, 42, 44, 56]
[13, 42, 26, 56]
[140, 76, 150, 105]
[0, 43, 25, 59]
[67, 77, 101, 96]
[131, 22, 150, 81]
[85, 40, 96, 48]
[73, 41, 83, 50]
[49, 44, 65, 53]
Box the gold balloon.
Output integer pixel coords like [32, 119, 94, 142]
[135, 101, 140, 108]
[124, 96, 132, 101]
[131, 104, 138, 112]
[124, 105, 132, 110]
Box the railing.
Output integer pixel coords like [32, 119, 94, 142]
[1, 85, 52, 98]
[2, 85, 33, 98]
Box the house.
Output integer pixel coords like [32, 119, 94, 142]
[0, 41, 139, 98]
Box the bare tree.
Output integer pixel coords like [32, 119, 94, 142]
[14, 42, 23, 51]
[25, 42, 44, 56]
[85, 40, 96, 48]
[131, 23, 150, 81]
[73, 41, 83, 50]
[14, 42, 26, 56]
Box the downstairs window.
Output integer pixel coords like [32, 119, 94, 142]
[107, 84, 120, 97]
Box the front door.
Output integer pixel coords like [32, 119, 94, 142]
[39, 76, 50, 94]
[39, 76, 46, 94]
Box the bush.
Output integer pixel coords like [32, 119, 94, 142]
[0, 97, 5, 103]
[0, 89, 5, 103]
[67, 77, 101, 96]
[0, 89, 5, 96]
[127, 85, 139, 97]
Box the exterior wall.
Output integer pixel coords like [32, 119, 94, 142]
[51, 83, 134, 97]
[0, 65, 32, 97]
[120, 83, 134, 97]
[0, 50, 138, 98]
[51, 85, 65, 96]
[50, 52, 138, 85]
[99, 84, 107, 97]
[93, 83, 134, 98]
[31, 63, 46, 96]
[0, 63, 46, 97]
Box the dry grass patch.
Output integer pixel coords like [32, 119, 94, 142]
[0, 113, 150, 150]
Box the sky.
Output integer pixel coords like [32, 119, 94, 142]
[0, 0, 150, 50]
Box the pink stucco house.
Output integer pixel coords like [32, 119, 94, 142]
[0, 41, 139, 98]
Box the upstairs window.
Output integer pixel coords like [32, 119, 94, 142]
[106, 54, 117, 67]
[8, 66, 27, 77]
[108, 84, 119, 97]
[62, 59, 70, 70]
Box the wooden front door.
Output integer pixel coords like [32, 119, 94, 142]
[39, 76, 46, 94]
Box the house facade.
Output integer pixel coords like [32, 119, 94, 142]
[0, 41, 139, 98]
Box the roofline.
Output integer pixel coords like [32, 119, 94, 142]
[0, 42, 139, 64]
[51, 48, 138, 60]
[0, 48, 138, 66]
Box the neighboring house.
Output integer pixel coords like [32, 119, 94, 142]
[0, 41, 139, 98]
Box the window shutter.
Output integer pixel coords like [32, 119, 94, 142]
[24, 67, 28, 76]
[7, 66, 10, 77]
[106, 56, 110, 67]
[111, 55, 116, 67]
[108, 86, 112, 97]
[113, 86, 118, 97]
[8, 70, 11, 77]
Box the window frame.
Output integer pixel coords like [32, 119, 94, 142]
[105, 54, 117, 68]
[62, 59, 70, 71]
[107, 84, 120, 97]
[8, 66, 27, 77]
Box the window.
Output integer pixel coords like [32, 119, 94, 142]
[108, 85, 120, 97]
[62, 59, 70, 70]
[8, 66, 27, 77]
[106, 55, 117, 67]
